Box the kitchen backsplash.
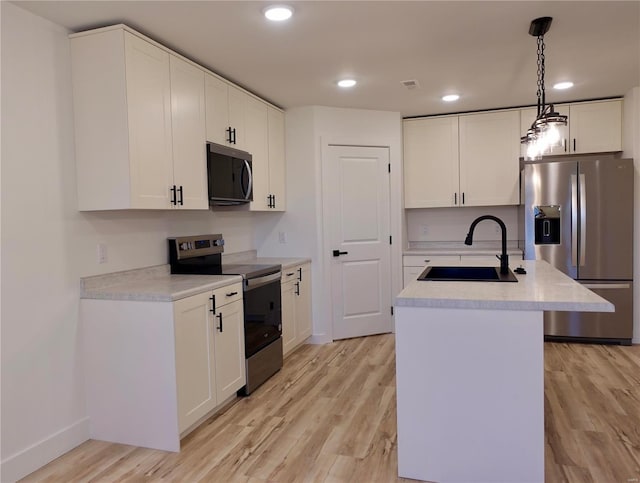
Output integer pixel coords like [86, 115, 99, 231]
[406, 205, 519, 243]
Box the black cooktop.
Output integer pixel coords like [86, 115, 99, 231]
[221, 263, 281, 279]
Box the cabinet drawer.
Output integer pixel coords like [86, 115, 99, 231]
[211, 282, 243, 309]
[282, 267, 301, 284]
[403, 255, 460, 267]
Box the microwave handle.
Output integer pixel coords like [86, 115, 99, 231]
[242, 159, 253, 200]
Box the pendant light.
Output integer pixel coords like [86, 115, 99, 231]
[520, 17, 568, 160]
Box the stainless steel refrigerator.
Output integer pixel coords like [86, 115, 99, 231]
[522, 155, 634, 345]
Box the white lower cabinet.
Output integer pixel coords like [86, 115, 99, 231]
[281, 263, 312, 357]
[81, 282, 245, 452]
[174, 283, 245, 432]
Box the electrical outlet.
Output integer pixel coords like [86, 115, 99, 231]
[278, 232, 287, 244]
[97, 243, 108, 264]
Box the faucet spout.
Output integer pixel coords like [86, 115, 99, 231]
[464, 215, 509, 275]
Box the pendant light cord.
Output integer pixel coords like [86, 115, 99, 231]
[536, 34, 546, 117]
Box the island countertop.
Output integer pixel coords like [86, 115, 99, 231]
[395, 259, 614, 312]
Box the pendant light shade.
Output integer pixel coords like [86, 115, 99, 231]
[521, 17, 568, 160]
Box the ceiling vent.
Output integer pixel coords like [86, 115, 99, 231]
[401, 79, 420, 90]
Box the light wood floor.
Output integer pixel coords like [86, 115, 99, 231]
[21, 335, 640, 482]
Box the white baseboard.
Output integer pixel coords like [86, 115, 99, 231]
[1, 417, 90, 482]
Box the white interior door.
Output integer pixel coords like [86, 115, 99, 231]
[327, 145, 392, 340]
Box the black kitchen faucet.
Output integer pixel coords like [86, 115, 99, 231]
[464, 215, 509, 275]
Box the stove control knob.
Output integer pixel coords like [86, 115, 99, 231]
[180, 242, 189, 251]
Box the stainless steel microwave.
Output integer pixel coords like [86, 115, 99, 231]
[207, 142, 253, 206]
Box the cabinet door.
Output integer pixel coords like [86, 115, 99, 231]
[295, 265, 312, 341]
[570, 100, 622, 154]
[205, 74, 231, 146]
[245, 97, 270, 211]
[403, 117, 459, 208]
[228, 85, 246, 149]
[267, 106, 286, 211]
[170, 55, 208, 209]
[213, 300, 246, 402]
[124, 32, 173, 209]
[281, 279, 297, 357]
[459, 110, 521, 206]
[174, 292, 216, 432]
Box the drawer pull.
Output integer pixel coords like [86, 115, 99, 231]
[216, 313, 223, 332]
[226, 291, 238, 297]
[286, 272, 295, 277]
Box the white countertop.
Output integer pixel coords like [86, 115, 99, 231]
[395, 260, 614, 312]
[81, 268, 242, 302]
[80, 257, 311, 302]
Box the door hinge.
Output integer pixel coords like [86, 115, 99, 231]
[389, 235, 392, 245]
[388, 163, 391, 173]
[391, 306, 394, 316]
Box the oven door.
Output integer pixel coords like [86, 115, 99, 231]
[243, 272, 282, 357]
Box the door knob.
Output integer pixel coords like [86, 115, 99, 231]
[333, 250, 348, 257]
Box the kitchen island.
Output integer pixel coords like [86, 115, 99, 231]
[394, 260, 613, 483]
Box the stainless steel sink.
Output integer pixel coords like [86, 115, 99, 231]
[418, 266, 518, 282]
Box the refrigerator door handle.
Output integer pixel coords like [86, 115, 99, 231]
[582, 283, 631, 290]
[571, 174, 578, 267]
[579, 173, 587, 267]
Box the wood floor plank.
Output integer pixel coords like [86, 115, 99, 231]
[20, 336, 640, 483]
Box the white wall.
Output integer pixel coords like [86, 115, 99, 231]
[405, 206, 519, 244]
[256, 106, 403, 344]
[0, 4, 257, 480]
[623, 86, 640, 344]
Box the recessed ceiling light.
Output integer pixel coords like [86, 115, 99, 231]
[264, 5, 293, 21]
[337, 79, 357, 88]
[553, 81, 574, 90]
[442, 94, 460, 102]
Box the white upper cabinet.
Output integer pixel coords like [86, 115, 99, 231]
[71, 24, 285, 211]
[169, 55, 208, 209]
[520, 99, 622, 156]
[70, 28, 207, 210]
[459, 110, 521, 206]
[204, 74, 248, 150]
[404, 110, 520, 208]
[569, 100, 622, 154]
[266, 107, 286, 211]
[403, 116, 459, 208]
[204, 76, 286, 212]
[250, 106, 286, 211]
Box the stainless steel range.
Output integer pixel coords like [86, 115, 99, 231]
[168, 234, 283, 394]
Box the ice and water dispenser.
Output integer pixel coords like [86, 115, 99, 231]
[534, 205, 561, 245]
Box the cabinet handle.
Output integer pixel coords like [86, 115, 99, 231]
[216, 313, 223, 332]
[454, 193, 457, 205]
[573, 138, 576, 152]
[226, 127, 233, 144]
[178, 186, 183, 206]
[462, 192, 465, 205]
[209, 295, 216, 313]
[226, 291, 238, 297]
[424, 259, 430, 263]
[297, 267, 302, 281]
[286, 272, 295, 277]
[272, 194, 276, 208]
[295, 282, 300, 296]
[232, 128, 237, 145]
[170, 185, 177, 205]
[563, 139, 567, 152]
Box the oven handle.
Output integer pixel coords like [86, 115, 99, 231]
[244, 271, 281, 291]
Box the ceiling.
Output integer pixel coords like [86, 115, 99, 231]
[13, 1, 640, 117]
